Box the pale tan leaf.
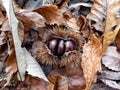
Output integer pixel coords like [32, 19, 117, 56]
[2, 0, 26, 81]
[23, 48, 49, 82]
[87, 0, 106, 32]
[103, 25, 120, 52]
[33, 5, 66, 25]
[102, 46, 120, 71]
[81, 35, 103, 90]
[103, 0, 120, 51]
[87, 0, 120, 51]
[104, 0, 120, 32]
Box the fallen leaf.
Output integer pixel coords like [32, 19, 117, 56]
[77, 15, 90, 38]
[16, 75, 54, 90]
[98, 70, 120, 80]
[103, 0, 120, 51]
[0, 10, 5, 25]
[48, 70, 69, 90]
[102, 46, 120, 71]
[115, 30, 120, 52]
[33, 5, 66, 25]
[2, 0, 26, 81]
[17, 10, 46, 31]
[0, 31, 7, 45]
[81, 35, 103, 90]
[48, 66, 86, 90]
[23, 48, 48, 82]
[91, 83, 117, 90]
[56, 0, 70, 11]
[101, 79, 120, 90]
[63, 10, 79, 30]
[3, 49, 17, 87]
[87, 0, 106, 32]
[103, 25, 120, 52]
[0, 43, 8, 61]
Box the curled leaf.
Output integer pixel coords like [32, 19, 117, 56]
[33, 5, 66, 25]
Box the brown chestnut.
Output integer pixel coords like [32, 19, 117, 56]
[47, 37, 58, 54]
[56, 40, 65, 56]
[65, 40, 75, 52]
[47, 36, 76, 57]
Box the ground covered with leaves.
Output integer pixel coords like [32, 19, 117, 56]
[0, 0, 120, 90]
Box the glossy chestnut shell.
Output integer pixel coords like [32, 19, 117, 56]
[47, 36, 76, 57]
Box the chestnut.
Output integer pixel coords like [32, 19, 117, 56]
[56, 40, 65, 56]
[65, 40, 75, 52]
[47, 37, 58, 54]
[47, 36, 76, 57]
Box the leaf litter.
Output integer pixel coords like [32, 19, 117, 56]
[0, 0, 120, 90]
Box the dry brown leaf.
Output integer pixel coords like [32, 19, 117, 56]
[0, 11, 5, 25]
[16, 75, 54, 90]
[2, 18, 24, 43]
[102, 46, 120, 71]
[63, 10, 79, 30]
[81, 35, 103, 90]
[0, 43, 8, 61]
[48, 70, 68, 90]
[103, 25, 120, 52]
[115, 30, 120, 52]
[103, 0, 120, 51]
[33, 5, 66, 25]
[56, 0, 69, 11]
[48, 67, 86, 90]
[77, 15, 90, 38]
[17, 10, 46, 31]
[0, 31, 7, 45]
[87, 0, 120, 52]
[87, 0, 106, 32]
[3, 49, 17, 87]
[4, 62, 17, 87]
